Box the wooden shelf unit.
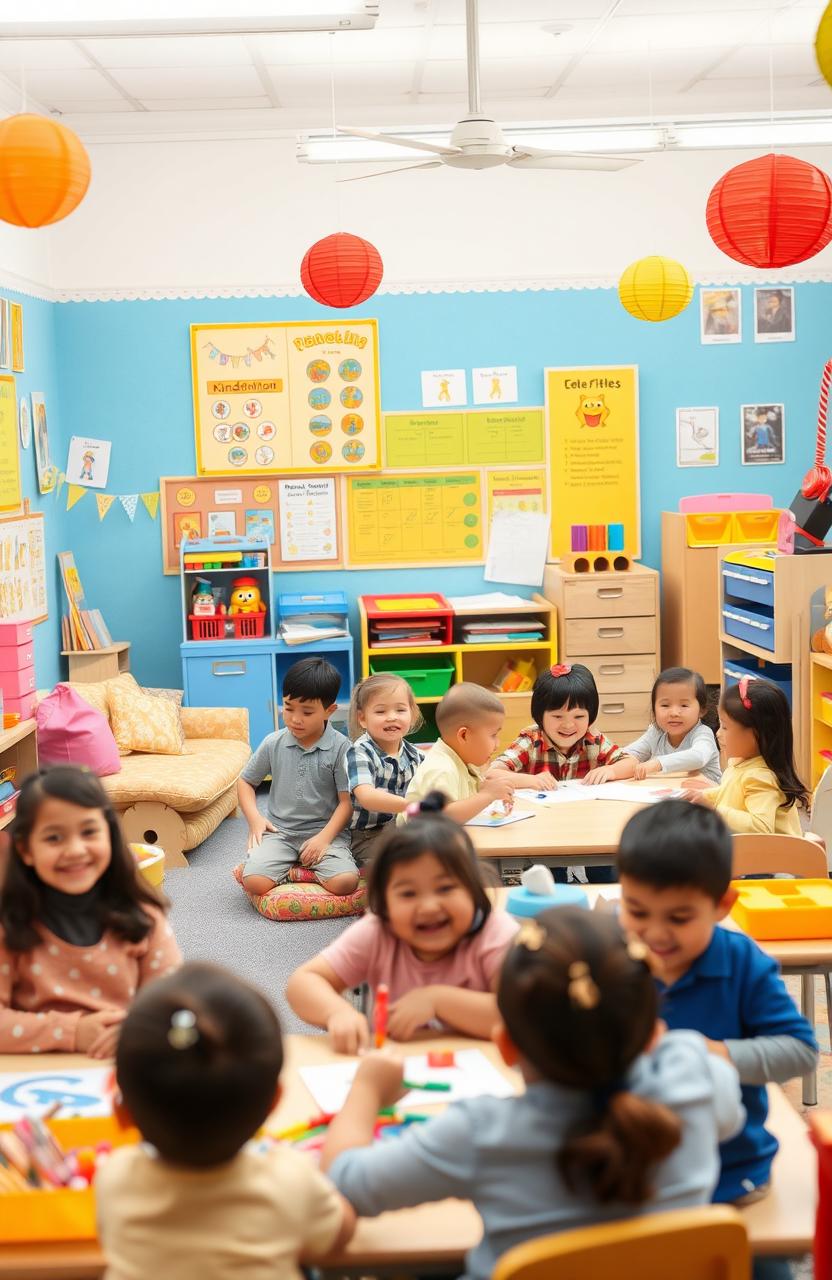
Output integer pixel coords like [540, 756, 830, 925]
[61, 642, 130, 684]
[0, 719, 37, 832]
[358, 594, 557, 752]
[810, 652, 832, 786]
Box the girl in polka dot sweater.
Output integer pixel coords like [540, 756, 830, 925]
[0, 766, 181, 1057]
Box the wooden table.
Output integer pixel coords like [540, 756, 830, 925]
[0, 1036, 816, 1276]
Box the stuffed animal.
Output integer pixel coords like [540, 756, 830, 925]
[812, 585, 832, 654]
[229, 576, 266, 615]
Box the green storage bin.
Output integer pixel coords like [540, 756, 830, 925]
[369, 653, 455, 698]
[407, 703, 440, 746]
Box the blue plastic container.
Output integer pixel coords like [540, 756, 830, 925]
[506, 884, 589, 917]
[723, 656, 792, 706]
[722, 600, 775, 652]
[722, 563, 775, 609]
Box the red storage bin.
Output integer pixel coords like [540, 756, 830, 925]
[0, 640, 34, 671]
[0, 665, 35, 698]
[189, 614, 266, 641]
[6, 691, 36, 720]
[0, 622, 32, 645]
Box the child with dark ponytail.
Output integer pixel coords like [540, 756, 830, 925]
[322, 909, 744, 1280]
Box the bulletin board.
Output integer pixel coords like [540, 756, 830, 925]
[545, 365, 640, 559]
[159, 474, 344, 574]
[0, 511, 47, 624]
[345, 471, 483, 568]
[383, 407, 544, 468]
[0, 376, 21, 513]
[191, 319, 381, 476]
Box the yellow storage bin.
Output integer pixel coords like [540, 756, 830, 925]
[733, 510, 780, 543]
[685, 513, 732, 546]
[0, 1116, 139, 1243]
[730, 878, 832, 941]
[131, 842, 165, 888]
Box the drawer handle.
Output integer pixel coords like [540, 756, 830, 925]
[599, 664, 625, 675]
[596, 588, 624, 599]
[598, 627, 624, 639]
[211, 660, 247, 676]
[724, 570, 769, 586]
[600, 702, 625, 714]
[723, 610, 771, 632]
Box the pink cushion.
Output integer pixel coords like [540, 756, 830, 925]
[232, 863, 367, 921]
[36, 683, 122, 777]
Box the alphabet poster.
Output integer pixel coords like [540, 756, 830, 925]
[191, 319, 380, 476]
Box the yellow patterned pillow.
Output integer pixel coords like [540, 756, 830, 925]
[70, 672, 140, 726]
[107, 681, 185, 756]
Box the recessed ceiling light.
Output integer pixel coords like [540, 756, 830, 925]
[542, 22, 572, 37]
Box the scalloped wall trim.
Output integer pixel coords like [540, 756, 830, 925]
[6, 267, 832, 304]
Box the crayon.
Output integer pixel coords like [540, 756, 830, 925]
[402, 1079, 452, 1093]
[374, 983, 389, 1049]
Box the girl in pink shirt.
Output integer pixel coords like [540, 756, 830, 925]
[286, 792, 517, 1053]
[0, 765, 181, 1057]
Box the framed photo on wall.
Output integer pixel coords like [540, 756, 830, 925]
[676, 407, 719, 467]
[700, 288, 741, 344]
[741, 403, 785, 466]
[754, 287, 795, 343]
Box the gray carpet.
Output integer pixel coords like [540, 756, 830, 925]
[162, 786, 353, 1033]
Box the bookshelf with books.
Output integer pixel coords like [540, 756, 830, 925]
[57, 551, 126, 681]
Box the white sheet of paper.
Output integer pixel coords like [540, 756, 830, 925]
[465, 807, 534, 828]
[589, 783, 685, 804]
[484, 510, 549, 587]
[0, 1068, 112, 1122]
[446, 592, 531, 609]
[514, 787, 590, 805]
[421, 369, 467, 408]
[472, 366, 518, 405]
[299, 1049, 515, 1114]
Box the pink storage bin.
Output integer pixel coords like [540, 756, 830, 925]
[6, 691, 36, 720]
[0, 641, 34, 672]
[0, 665, 35, 698]
[679, 493, 773, 514]
[0, 622, 33, 645]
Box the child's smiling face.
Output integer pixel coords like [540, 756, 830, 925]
[541, 700, 590, 752]
[384, 852, 475, 961]
[20, 797, 111, 895]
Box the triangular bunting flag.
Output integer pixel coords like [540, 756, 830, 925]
[141, 491, 160, 520]
[66, 484, 87, 511]
[120, 494, 139, 522]
[96, 493, 116, 521]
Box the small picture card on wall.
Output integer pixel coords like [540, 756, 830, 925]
[18, 394, 30, 449]
[700, 288, 741, 344]
[676, 407, 719, 467]
[754, 287, 794, 343]
[472, 366, 518, 405]
[10, 302, 23, 372]
[741, 403, 785, 466]
[66, 436, 112, 490]
[421, 369, 467, 408]
[208, 510, 236, 536]
[31, 392, 55, 494]
[0, 300, 9, 369]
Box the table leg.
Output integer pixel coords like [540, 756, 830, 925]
[802, 973, 817, 1107]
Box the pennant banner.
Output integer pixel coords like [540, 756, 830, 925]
[141, 491, 159, 519]
[120, 494, 138, 522]
[96, 493, 116, 521]
[66, 484, 86, 511]
[202, 336, 275, 367]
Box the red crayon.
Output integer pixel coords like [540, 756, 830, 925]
[374, 984, 389, 1049]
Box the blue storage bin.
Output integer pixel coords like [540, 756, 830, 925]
[722, 600, 775, 652]
[278, 591, 348, 622]
[722, 564, 775, 609]
[723, 656, 792, 706]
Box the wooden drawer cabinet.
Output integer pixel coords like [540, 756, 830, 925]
[544, 564, 660, 745]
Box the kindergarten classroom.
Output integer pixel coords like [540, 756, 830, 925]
[8, 0, 832, 1274]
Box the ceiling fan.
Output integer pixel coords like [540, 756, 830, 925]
[335, 0, 641, 181]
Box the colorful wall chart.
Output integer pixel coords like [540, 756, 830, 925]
[0, 376, 20, 512]
[191, 319, 381, 476]
[346, 472, 483, 567]
[384, 407, 544, 468]
[486, 468, 547, 523]
[278, 477, 338, 563]
[0, 513, 47, 624]
[545, 365, 640, 559]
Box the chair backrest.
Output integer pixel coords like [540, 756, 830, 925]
[732, 833, 829, 879]
[492, 1207, 749, 1280]
[811, 766, 832, 872]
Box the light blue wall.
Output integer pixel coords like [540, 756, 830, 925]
[45, 284, 831, 689]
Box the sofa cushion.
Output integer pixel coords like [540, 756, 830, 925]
[70, 672, 141, 754]
[102, 738, 250, 813]
[232, 863, 367, 921]
[108, 682, 186, 756]
[36, 683, 122, 777]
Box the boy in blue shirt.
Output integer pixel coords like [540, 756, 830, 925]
[618, 800, 816, 1215]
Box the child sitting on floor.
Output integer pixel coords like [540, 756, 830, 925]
[346, 673, 422, 865]
[286, 792, 518, 1052]
[320, 907, 744, 1280]
[239, 656, 357, 898]
[97, 962, 355, 1280]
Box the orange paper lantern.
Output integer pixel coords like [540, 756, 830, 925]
[706, 153, 832, 268]
[0, 113, 91, 228]
[300, 232, 383, 308]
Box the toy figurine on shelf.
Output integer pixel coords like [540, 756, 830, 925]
[811, 585, 832, 654]
[228, 577, 266, 615]
[191, 581, 224, 618]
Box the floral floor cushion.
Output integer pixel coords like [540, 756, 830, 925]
[232, 863, 367, 921]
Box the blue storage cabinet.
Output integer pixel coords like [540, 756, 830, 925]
[274, 593, 354, 732]
[182, 642, 276, 747]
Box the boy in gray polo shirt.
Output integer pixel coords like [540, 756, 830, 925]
[239, 657, 357, 897]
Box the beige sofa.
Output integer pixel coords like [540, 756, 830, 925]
[43, 675, 251, 869]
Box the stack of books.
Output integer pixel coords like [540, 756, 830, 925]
[462, 618, 544, 644]
[369, 620, 444, 647]
[58, 551, 113, 652]
[279, 617, 349, 646]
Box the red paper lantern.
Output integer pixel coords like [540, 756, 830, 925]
[300, 232, 383, 308]
[0, 113, 91, 228]
[706, 153, 832, 268]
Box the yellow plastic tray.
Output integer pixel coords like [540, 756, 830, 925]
[0, 1116, 138, 1242]
[730, 878, 832, 940]
[685, 513, 732, 546]
[723, 548, 778, 573]
[733, 510, 780, 542]
[685, 511, 780, 548]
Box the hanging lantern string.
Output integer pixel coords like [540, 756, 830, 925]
[330, 31, 343, 232]
[802, 359, 832, 503]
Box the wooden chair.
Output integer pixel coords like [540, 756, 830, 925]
[492, 1207, 749, 1280]
[732, 833, 829, 879]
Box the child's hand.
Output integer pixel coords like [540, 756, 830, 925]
[76, 1009, 126, 1057]
[352, 1052, 406, 1108]
[681, 788, 708, 805]
[247, 816, 277, 849]
[704, 1037, 732, 1061]
[583, 766, 615, 785]
[299, 834, 329, 866]
[481, 773, 514, 806]
[633, 760, 657, 781]
[327, 1006, 370, 1055]
[529, 772, 556, 791]
[387, 988, 437, 1041]
[682, 777, 710, 791]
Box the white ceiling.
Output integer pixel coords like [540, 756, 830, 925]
[0, 0, 829, 139]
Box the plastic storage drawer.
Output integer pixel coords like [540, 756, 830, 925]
[724, 656, 792, 705]
[722, 601, 775, 652]
[370, 654, 455, 698]
[722, 564, 775, 609]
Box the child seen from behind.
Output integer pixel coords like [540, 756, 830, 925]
[346, 674, 422, 864]
[321, 908, 744, 1280]
[286, 792, 517, 1052]
[0, 765, 180, 1056]
[97, 962, 355, 1280]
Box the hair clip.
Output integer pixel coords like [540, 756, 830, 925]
[626, 937, 649, 962]
[167, 1009, 199, 1050]
[405, 801, 422, 818]
[737, 676, 753, 710]
[514, 919, 545, 951]
[568, 960, 600, 1010]
[550, 663, 572, 678]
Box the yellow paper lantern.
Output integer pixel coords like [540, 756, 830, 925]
[816, 2, 832, 87]
[0, 113, 91, 228]
[618, 255, 694, 323]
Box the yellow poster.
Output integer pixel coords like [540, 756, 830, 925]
[384, 407, 545, 469]
[486, 468, 547, 523]
[546, 365, 639, 559]
[191, 319, 380, 476]
[0, 376, 20, 512]
[9, 303, 23, 373]
[384, 413, 465, 468]
[346, 472, 483, 566]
